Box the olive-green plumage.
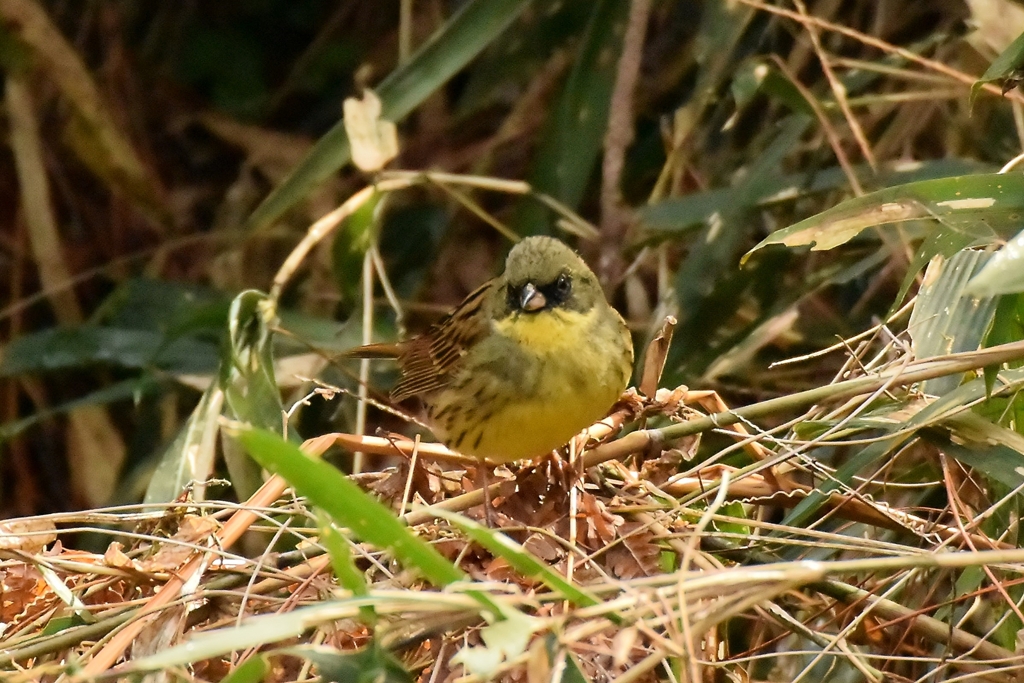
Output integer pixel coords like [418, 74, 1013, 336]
[354, 236, 633, 462]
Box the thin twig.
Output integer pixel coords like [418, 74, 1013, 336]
[740, 0, 1024, 103]
[793, 0, 876, 171]
[598, 0, 652, 282]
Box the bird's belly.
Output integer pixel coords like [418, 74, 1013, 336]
[438, 345, 627, 462]
[468, 380, 621, 462]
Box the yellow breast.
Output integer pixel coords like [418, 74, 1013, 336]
[435, 306, 632, 462]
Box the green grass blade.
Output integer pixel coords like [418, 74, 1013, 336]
[234, 426, 465, 587]
[317, 509, 376, 624]
[971, 29, 1024, 104]
[434, 509, 606, 612]
[219, 655, 269, 683]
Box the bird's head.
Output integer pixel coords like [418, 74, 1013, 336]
[496, 236, 604, 319]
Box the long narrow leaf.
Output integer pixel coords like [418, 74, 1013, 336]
[246, 0, 531, 230]
[234, 426, 465, 588]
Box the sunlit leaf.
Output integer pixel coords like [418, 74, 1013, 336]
[966, 225, 1024, 297]
[909, 250, 998, 395]
[744, 173, 1024, 260]
[343, 89, 398, 173]
[451, 609, 541, 679]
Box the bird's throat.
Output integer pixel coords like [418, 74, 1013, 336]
[493, 307, 597, 355]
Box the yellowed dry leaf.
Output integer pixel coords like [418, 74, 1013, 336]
[143, 515, 220, 571]
[343, 89, 399, 172]
[103, 542, 141, 571]
[0, 518, 57, 552]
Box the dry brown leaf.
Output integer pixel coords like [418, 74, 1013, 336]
[142, 515, 219, 572]
[103, 542, 142, 572]
[579, 492, 619, 547]
[0, 562, 49, 623]
[639, 445, 691, 485]
[0, 518, 57, 552]
[522, 533, 563, 563]
[368, 465, 412, 504]
[607, 522, 661, 579]
[639, 316, 676, 397]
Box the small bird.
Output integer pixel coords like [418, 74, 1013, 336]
[352, 236, 634, 464]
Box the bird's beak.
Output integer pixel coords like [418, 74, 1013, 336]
[519, 282, 547, 312]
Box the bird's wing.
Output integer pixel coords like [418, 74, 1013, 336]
[391, 280, 494, 401]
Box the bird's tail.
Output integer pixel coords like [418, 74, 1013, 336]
[338, 342, 402, 359]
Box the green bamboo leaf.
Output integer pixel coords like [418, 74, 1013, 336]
[971, 29, 1024, 104]
[455, 2, 594, 117]
[674, 115, 810, 321]
[246, 0, 531, 230]
[640, 159, 989, 232]
[743, 173, 1024, 261]
[233, 426, 466, 587]
[982, 292, 1024, 392]
[935, 412, 1024, 490]
[433, 509, 604, 610]
[220, 290, 285, 433]
[0, 377, 158, 441]
[967, 226, 1024, 297]
[908, 250, 997, 395]
[0, 327, 219, 377]
[144, 290, 284, 503]
[144, 378, 224, 503]
[220, 290, 288, 499]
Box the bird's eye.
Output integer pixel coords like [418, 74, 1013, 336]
[506, 284, 518, 309]
[555, 274, 571, 294]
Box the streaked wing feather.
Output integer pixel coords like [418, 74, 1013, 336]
[391, 281, 492, 402]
